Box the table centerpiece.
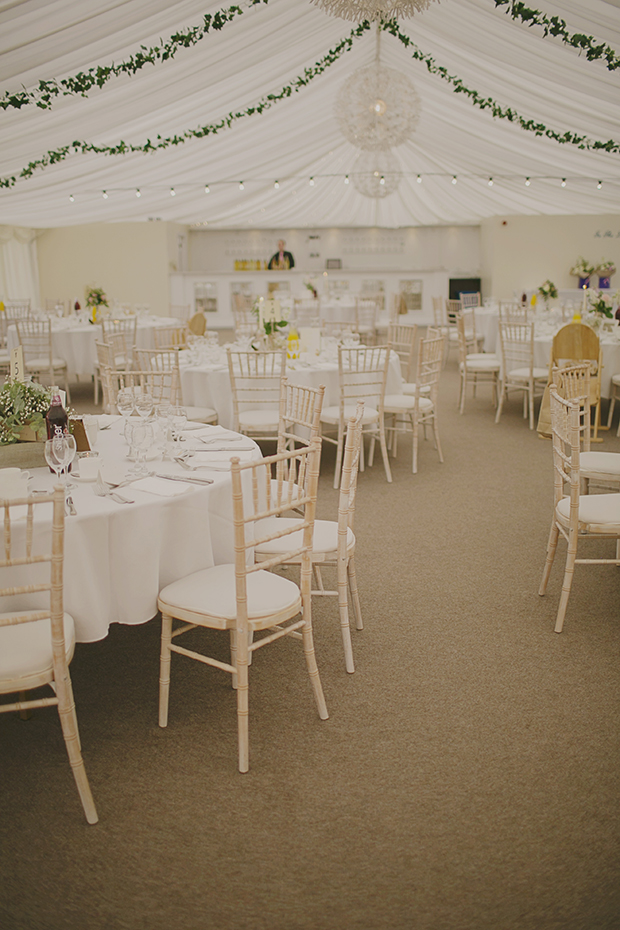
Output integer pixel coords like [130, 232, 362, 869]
[0, 379, 52, 467]
[596, 260, 616, 289]
[538, 280, 558, 306]
[86, 285, 109, 324]
[570, 257, 595, 289]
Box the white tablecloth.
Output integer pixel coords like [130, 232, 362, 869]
[179, 348, 404, 429]
[7, 316, 182, 381]
[6, 417, 260, 642]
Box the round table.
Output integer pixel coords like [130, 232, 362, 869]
[13, 417, 261, 642]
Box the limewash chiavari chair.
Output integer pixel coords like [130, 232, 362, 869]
[169, 304, 191, 322]
[134, 348, 217, 423]
[320, 344, 392, 487]
[231, 294, 258, 339]
[227, 347, 286, 441]
[4, 300, 31, 317]
[101, 367, 181, 414]
[292, 298, 321, 328]
[157, 440, 328, 772]
[549, 323, 603, 440]
[100, 318, 136, 370]
[387, 321, 417, 389]
[383, 329, 445, 474]
[14, 319, 71, 400]
[255, 405, 364, 674]
[273, 380, 325, 512]
[538, 388, 620, 633]
[456, 311, 500, 415]
[459, 291, 481, 309]
[152, 323, 188, 350]
[495, 320, 548, 429]
[0, 487, 98, 823]
[355, 297, 378, 344]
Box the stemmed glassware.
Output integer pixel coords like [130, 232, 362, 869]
[134, 391, 154, 421]
[117, 388, 135, 420]
[170, 405, 187, 454]
[44, 433, 76, 491]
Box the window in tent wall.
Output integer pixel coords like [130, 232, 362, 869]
[398, 280, 423, 312]
[361, 280, 385, 313]
[327, 279, 350, 297]
[194, 282, 218, 314]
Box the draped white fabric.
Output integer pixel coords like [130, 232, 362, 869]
[1, 0, 620, 229]
[0, 228, 40, 304]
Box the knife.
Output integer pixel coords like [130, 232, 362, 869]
[155, 473, 214, 486]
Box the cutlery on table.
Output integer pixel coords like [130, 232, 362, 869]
[93, 472, 135, 503]
[154, 473, 214, 486]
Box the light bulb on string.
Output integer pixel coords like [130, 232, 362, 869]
[379, 175, 385, 186]
[69, 194, 75, 202]
[525, 177, 531, 186]
[204, 184, 210, 194]
[102, 190, 108, 199]
[452, 176, 457, 185]
[488, 178, 493, 187]
[135, 189, 141, 198]
[274, 180, 280, 189]
[416, 175, 422, 184]
[309, 177, 315, 186]
[597, 180, 602, 189]
[239, 181, 244, 190]
[344, 175, 350, 184]
[561, 178, 566, 187]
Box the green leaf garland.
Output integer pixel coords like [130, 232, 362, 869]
[0, 23, 370, 189]
[0, 1, 268, 111]
[382, 19, 620, 155]
[494, 1, 620, 71]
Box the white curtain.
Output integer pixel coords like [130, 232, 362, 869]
[0, 227, 40, 307]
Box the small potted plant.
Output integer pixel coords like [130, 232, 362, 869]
[596, 260, 616, 289]
[537, 280, 558, 306]
[85, 285, 109, 324]
[570, 257, 595, 289]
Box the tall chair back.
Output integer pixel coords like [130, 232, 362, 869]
[227, 348, 286, 439]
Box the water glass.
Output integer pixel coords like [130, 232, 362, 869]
[117, 388, 135, 419]
[135, 392, 154, 420]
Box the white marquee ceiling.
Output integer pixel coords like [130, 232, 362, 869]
[1, 0, 620, 228]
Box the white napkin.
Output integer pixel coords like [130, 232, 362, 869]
[130, 476, 193, 496]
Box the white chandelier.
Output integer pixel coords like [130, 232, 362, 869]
[335, 62, 420, 150]
[351, 149, 402, 198]
[311, 0, 437, 22]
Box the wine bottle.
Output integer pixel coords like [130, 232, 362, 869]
[45, 387, 68, 439]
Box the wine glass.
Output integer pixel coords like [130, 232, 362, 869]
[170, 405, 187, 452]
[134, 391, 154, 420]
[44, 438, 64, 482]
[126, 420, 153, 476]
[62, 434, 77, 489]
[117, 388, 135, 420]
[83, 415, 99, 449]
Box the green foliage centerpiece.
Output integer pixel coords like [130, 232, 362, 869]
[0, 379, 51, 444]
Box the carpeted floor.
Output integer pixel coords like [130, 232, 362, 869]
[1, 360, 620, 930]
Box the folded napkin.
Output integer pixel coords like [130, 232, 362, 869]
[130, 476, 193, 496]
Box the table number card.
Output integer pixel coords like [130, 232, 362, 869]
[10, 346, 25, 382]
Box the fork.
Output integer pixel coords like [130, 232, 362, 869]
[93, 472, 134, 503]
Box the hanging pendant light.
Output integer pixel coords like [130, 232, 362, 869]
[311, 0, 437, 22]
[351, 148, 401, 198]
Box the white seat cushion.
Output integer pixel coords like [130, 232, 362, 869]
[556, 492, 620, 532]
[0, 611, 75, 688]
[185, 406, 217, 423]
[238, 409, 279, 430]
[612, 373, 620, 386]
[506, 367, 548, 381]
[255, 517, 355, 558]
[581, 451, 620, 479]
[158, 563, 301, 628]
[383, 394, 433, 412]
[25, 357, 66, 370]
[401, 382, 431, 395]
[321, 405, 379, 425]
[461, 357, 500, 372]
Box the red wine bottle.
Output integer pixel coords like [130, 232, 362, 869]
[45, 387, 68, 439]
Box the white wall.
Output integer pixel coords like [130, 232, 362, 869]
[481, 214, 620, 299]
[37, 222, 172, 315]
[188, 226, 480, 275]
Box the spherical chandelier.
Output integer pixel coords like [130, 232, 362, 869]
[351, 148, 402, 198]
[310, 0, 438, 22]
[335, 62, 420, 150]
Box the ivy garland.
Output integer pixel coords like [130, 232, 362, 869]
[382, 19, 620, 155]
[0, 1, 268, 112]
[0, 23, 371, 189]
[494, 1, 620, 71]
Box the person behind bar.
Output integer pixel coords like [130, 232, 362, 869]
[268, 239, 295, 270]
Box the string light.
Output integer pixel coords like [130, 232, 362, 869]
[309, 177, 315, 186]
[561, 178, 566, 187]
[69, 193, 74, 202]
[597, 180, 602, 189]
[416, 174, 422, 183]
[135, 188, 141, 197]
[274, 180, 280, 189]
[452, 176, 457, 185]
[239, 181, 244, 190]
[170, 187, 176, 196]
[344, 175, 350, 184]
[488, 178, 493, 186]
[204, 184, 210, 193]
[379, 175, 386, 186]
[525, 177, 531, 186]
[102, 190, 108, 199]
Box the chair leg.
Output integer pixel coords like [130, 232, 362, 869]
[606, 394, 616, 429]
[300, 602, 328, 720]
[337, 555, 355, 674]
[333, 429, 345, 489]
[412, 412, 419, 475]
[236, 628, 250, 773]
[494, 383, 505, 424]
[348, 556, 363, 630]
[554, 529, 579, 633]
[377, 417, 392, 483]
[539, 522, 559, 597]
[432, 412, 444, 464]
[56, 676, 98, 824]
[159, 613, 173, 727]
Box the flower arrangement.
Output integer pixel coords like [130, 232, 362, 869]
[596, 259, 616, 276]
[85, 285, 109, 324]
[587, 288, 616, 318]
[570, 257, 595, 278]
[251, 296, 288, 341]
[304, 279, 318, 299]
[0, 380, 51, 444]
[538, 280, 558, 302]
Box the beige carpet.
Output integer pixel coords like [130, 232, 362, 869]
[1, 363, 620, 930]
